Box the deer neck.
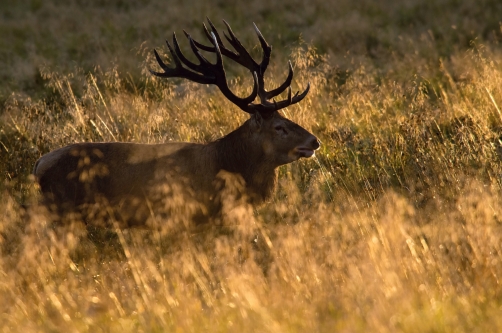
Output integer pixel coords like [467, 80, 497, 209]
[212, 124, 277, 203]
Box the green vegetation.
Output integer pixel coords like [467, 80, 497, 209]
[1, 0, 502, 331]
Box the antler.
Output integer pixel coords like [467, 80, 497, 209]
[150, 19, 310, 114]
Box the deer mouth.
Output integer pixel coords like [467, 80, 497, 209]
[295, 147, 316, 158]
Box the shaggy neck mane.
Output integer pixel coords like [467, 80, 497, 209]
[209, 121, 277, 203]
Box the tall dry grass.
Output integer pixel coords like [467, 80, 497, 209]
[1, 0, 502, 332]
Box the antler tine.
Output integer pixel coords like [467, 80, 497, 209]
[294, 82, 310, 102]
[247, 82, 311, 113]
[252, 23, 272, 72]
[271, 86, 291, 108]
[150, 39, 213, 84]
[191, 19, 262, 74]
[191, 19, 241, 62]
[149, 39, 182, 76]
[171, 32, 202, 73]
[151, 48, 173, 74]
[184, 30, 214, 67]
[266, 61, 294, 99]
[191, 22, 218, 51]
[220, 20, 260, 71]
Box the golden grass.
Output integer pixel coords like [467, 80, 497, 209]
[1, 0, 502, 332]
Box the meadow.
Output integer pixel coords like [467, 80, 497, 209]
[1, 0, 502, 331]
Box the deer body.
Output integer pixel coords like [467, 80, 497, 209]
[34, 20, 319, 226]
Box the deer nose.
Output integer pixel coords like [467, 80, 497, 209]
[309, 136, 320, 150]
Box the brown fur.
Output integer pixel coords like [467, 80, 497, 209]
[34, 111, 319, 227]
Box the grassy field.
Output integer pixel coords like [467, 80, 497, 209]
[1, 0, 502, 332]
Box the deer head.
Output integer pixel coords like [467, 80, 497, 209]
[150, 18, 319, 167]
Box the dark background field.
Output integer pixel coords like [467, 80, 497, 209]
[1, 0, 502, 332]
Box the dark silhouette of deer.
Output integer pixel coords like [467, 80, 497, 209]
[34, 19, 320, 227]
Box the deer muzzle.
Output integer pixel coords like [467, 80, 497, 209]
[294, 136, 320, 158]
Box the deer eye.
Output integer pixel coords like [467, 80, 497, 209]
[274, 125, 288, 136]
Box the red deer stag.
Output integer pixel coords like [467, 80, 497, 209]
[34, 19, 320, 227]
